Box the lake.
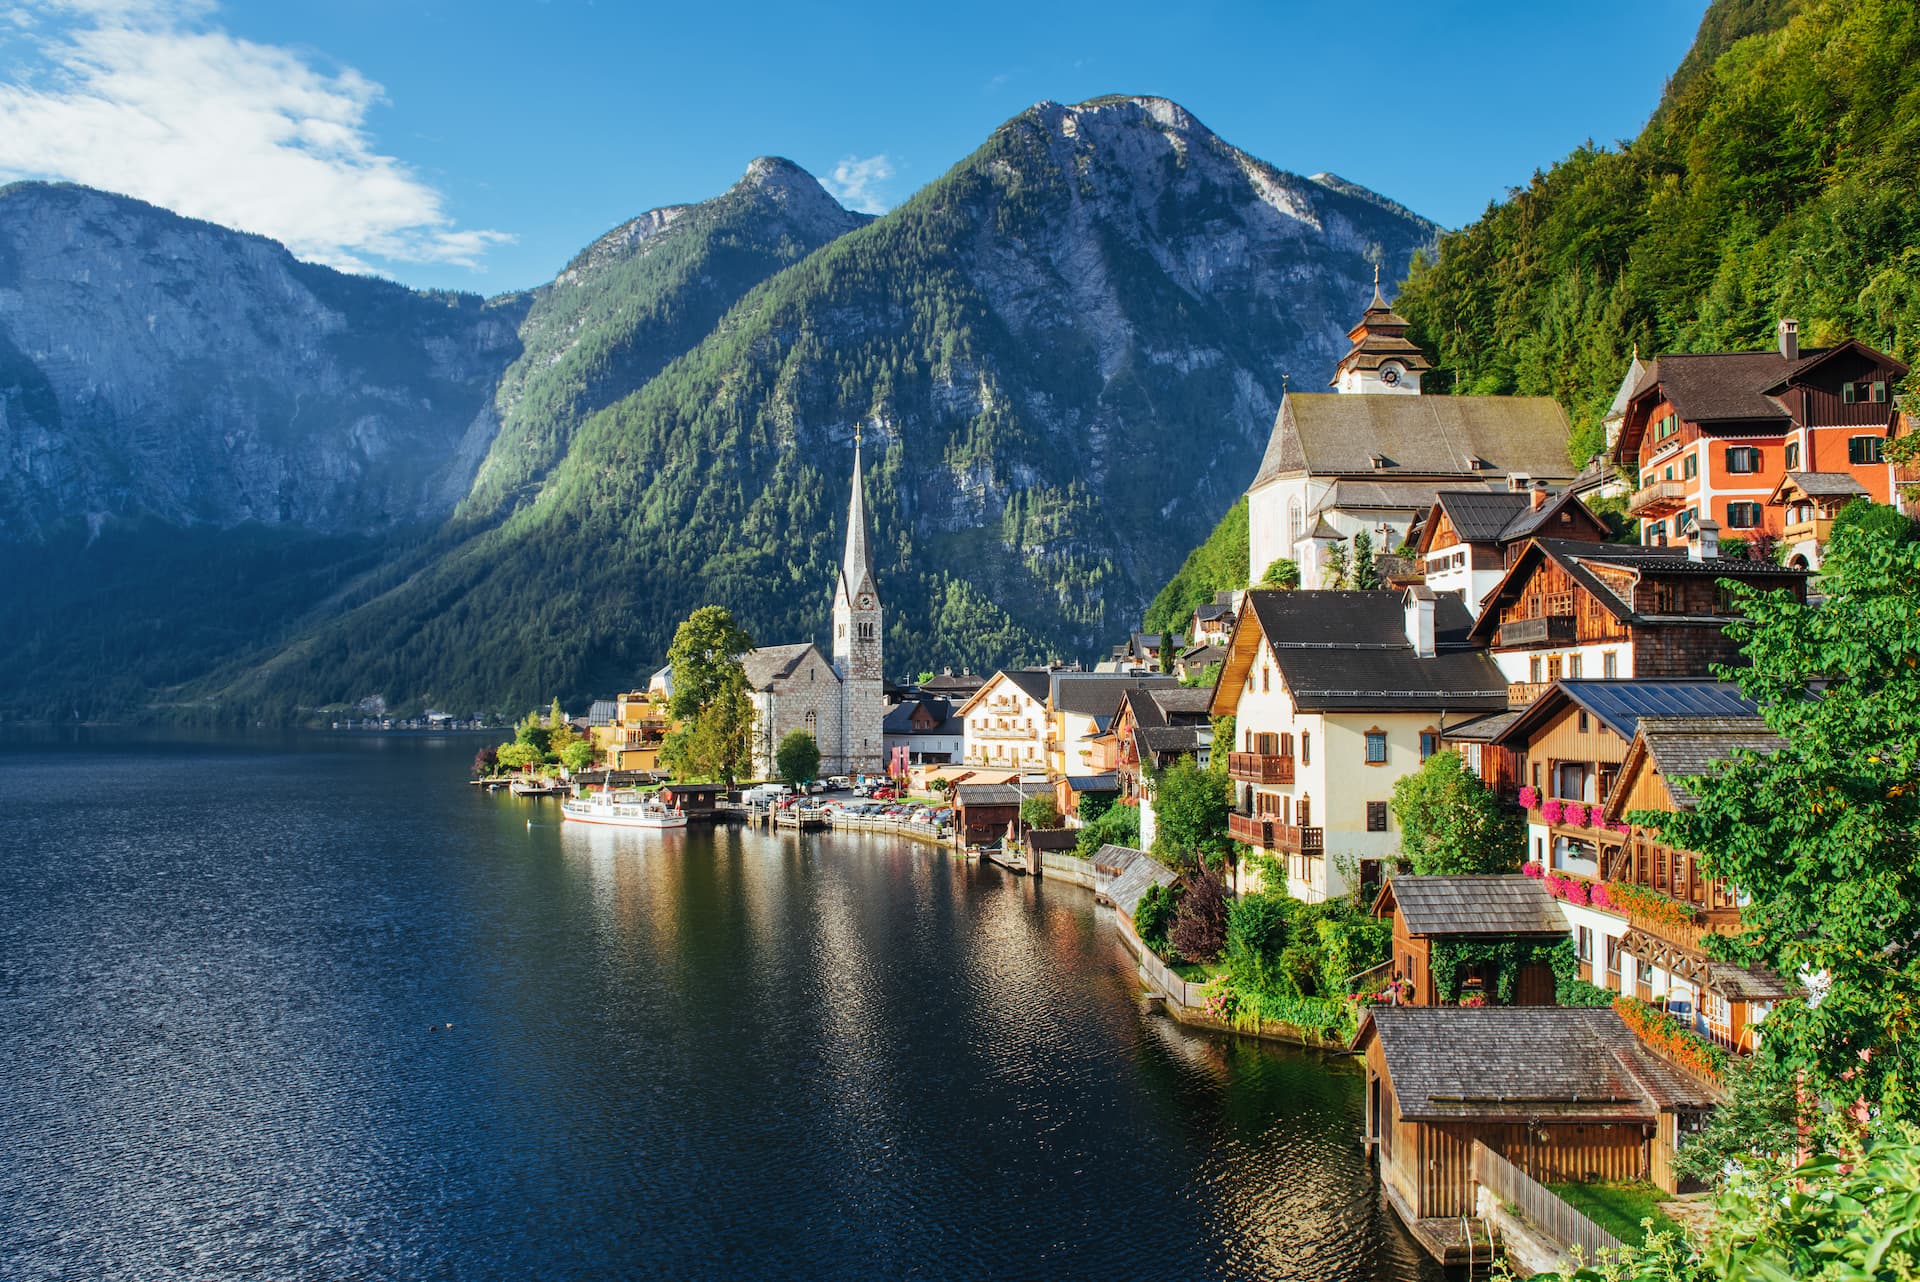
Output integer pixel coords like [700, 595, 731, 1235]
[0, 731, 1440, 1279]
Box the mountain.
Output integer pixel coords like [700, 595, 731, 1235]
[1392, 0, 1920, 457]
[203, 96, 1437, 720]
[0, 182, 525, 536]
[0, 166, 868, 719]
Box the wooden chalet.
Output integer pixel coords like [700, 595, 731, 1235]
[1466, 537, 1808, 704]
[1357, 1007, 1718, 1250]
[1373, 876, 1566, 1007]
[952, 782, 1042, 847]
[1598, 715, 1791, 1053]
[1416, 483, 1612, 619]
[1766, 470, 1868, 569]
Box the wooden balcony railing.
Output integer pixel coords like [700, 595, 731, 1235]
[1499, 614, 1576, 647]
[1274, 824, 1324, 855]
[1227, 811, 1272, 847]
[1628, 479, 1690, 518]
[1227, 751, 1295, 784]
[1507, 680, 1551, 706]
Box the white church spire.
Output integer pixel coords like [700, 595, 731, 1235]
[840, 425, 874, 597]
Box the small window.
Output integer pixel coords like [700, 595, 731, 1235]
[1301, 733, 1311, 766]
[1663, 465, 1675, 482]
[1578, 709, 1590, 733]
[1683, 454, 1698, 479]
[1725, 446, 1761, 473]
[1872, 381, 1889, 403]
[1602, 651, 1618, 678]
[1366, 800, 1389, 832]
[1577, 926, 1593, 963]
[1529, 656, 1543, 682]
[1726, 502, 1763, 529]
[1784, 442, 1800, 470]
[1849, 435, 1885, 465]
[1843, 382, 1859, 405]
[1419, 731, 1439, 761]
[1568, 654, 1583, 679]
[1365, 731, 1388, 764]
[1676, 507, 1695, 533]
[1640, 472, 1654, 489]
[1547, 655, 1563, 681]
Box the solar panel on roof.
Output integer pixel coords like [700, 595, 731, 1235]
[1560, 680, 1757, 739]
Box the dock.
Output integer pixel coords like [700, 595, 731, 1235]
[772, 806, 831, 831]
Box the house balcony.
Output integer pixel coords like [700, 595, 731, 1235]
[1506, 681, 1551, 707]
[970, 726, 1034, 740]
[1273, 824, 1324, 855]
[1227, 812, 1273, 847]
[1628, 479, 1690, 519]
[1497, 614, 1575, 648]
[1227, 751, 1295, 784]
[1779, 515, 1833, 547]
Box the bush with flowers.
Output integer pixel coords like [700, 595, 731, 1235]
[1459, 992, 1488, 1008]
[1603, 879, 1701, 931]
[1521, 860, 1545, 879]
[1616, 995, 1726, 1081]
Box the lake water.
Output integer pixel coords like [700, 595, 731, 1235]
[0, 732, 1441, 1280]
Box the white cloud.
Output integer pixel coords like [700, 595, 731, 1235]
[821, 153, 894, 216]
[0, 1, 510, 273]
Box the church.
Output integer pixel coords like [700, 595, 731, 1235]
[740, 438, 887, 779]
[1245, 277, 1575, 589]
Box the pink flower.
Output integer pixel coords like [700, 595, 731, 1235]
[1590, 884, 1613, 910]
[1541, 799, 1566, 825]
[1522, 861, 1545, 880]
[1518, 786, 1539, 809]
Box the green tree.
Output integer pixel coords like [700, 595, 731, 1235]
[560, 740, 597, 773]
[1076, 790, 1114, 823]
[1829, 497, 1919, 547]
[1075, 800, 1140, 857]
[1324, 541, 1351, 589]
[548, 697, 566, 728]
[1020, 793, 1062, 830]
[1260, 558, 1300, 589]
[1224, 892, 1293, 993]
[1390, 749, 1524, 875]
[1351, 530, 1381, 590]
[547, 715, 581, 763]
[666, 606, 756, 720]
[775, 729, 821, 787]
[1637, 525, 1920, 1111]
[1153, 754, 1233, 871]
[1158, 636, 1175, 673]
[661, 674, 754, 786]
[514, 711, 551, 757]
[495, 740, 538, 771]
[1134, 881, 1180, 956]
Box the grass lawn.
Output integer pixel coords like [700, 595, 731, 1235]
[1547, 1181, 1686, 1246]
[1172, 960, 1222, 983]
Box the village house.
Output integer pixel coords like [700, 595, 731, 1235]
[1172, 642, 1227, 683]
[1190, 591, 1240, 646]
[1358, 1006, 1717, 1254]
[1109, 632, 1180, 669]
[1613, 319, 1908, 548]
[1491, 679, 1758, 876]
[1584, 714, 1791, 1054]
[882, 693, 963, 770]
[592, 689, 672, 772]
[1466, 533, 1809, 705]
[1766, 470, 1868, 569]
[1415, 483, 1612, 618]
[951, 781, 1045, 847]
[957, 669, 1053, 773]
[1373, 875, 1568, 1008]
[1246, 285, 1575, 589]
[1046, 671, 1177, 780]
[1209, 587, 1508, 901]
[740, 440, 886, 779]
[1091, 685, 1214, 848]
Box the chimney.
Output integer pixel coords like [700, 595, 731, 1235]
[1778, 318, 1799, 362]
[1690, 517, 1720, 562]
[1508, 472, 1530, 493]
[1404, 587, 1436, 658]
[1531, 479, 1549, 511]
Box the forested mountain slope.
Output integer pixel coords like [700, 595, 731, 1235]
[211, 96, 1436, 718]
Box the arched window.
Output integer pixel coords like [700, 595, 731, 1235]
[1289, 499, 1303, 545]
[804, 710, 817, 733]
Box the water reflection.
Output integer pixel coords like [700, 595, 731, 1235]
[1, 735, 1442, 1281]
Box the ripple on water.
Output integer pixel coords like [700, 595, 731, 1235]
[0, 733, 1443, 1280]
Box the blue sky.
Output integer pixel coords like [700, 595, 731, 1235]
[0, 1, 1706, 293]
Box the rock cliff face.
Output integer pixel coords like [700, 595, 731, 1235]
[208, 96, 1438, 715]
[0, 183, 526, 537]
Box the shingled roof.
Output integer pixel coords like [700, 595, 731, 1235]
[1433, 489, 1532, 542]
[1253, 392, 1574, 489]
[741, 642, 825, 690]
[1776, 470, 1869, 501]
[1242, 590, 1508, 712]
[1357, 1007, 1717, 1121]
[1377, 875, 1568, 937]
[1052, 672, 1176, 718]
[1636, 351, 1797, 425]
[1636, 716, 1783, 809]
[1101, 846, 1178, 918]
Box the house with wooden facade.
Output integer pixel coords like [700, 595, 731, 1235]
[1357, 1007, 1717, 1241]
[951, 781, 1045, 847]
[1465, 536, 1808, 705]
[1590, 715, 1791, 1053]
[1612, 320, 1909, 547]
[1373, 876, 1567, 1008]
[1091, 685, 1214, 849]
[1766, 470, 1869, 569]
[1415, 484, 1612, 618]
[1210, 587, 1508, 901]
[1046, 672, 1177, 780]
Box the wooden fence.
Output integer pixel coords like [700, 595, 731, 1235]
[1471, 1140, 1622, 1261]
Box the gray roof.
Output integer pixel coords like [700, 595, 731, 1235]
[883, 695, 959, 737]
[586, 699, 617, 727]
[1498, 488, 1604, 542]
[1440, 709, 1522, 743]
[1434, 489, 1532, 542]
[1147, 687, 1215, 716]
[1605, 354, 1647, 421]
[953, 782, 1042, 807]
[1706, 962, 1792, 1002]
[1102, 846, 1179, 918]
[1362, 1007, 1716, 1121]
[1311, 478, 1463, 514]
[1636, 716, 1782, 808]
[1382, 875, 1568, 937]
[977, 668, 1052, 706]
[1637, 351, 1796, 425]
[1254, 392, 1574, 488]
[1244, 590, 1508, 712]
[1051, 672, 1177, 717]
[1783, 470, 1868, 499]
[1192, 603, 1233, 621]
[741, 642, 826, 690]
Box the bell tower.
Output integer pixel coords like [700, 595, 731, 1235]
[832, 429, 884, 772]
[1331, 266, 1429, 395]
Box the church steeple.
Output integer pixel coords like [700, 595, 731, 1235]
[1331, 270, 1430, 395]
[831, 428, 884, 770]
[839, 427, 875, 601]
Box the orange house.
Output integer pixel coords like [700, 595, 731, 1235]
[1613, 320, 1908, 548]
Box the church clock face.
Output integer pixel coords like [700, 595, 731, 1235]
[1379, 364, 1401, 386]
[858, 594, 873, 609]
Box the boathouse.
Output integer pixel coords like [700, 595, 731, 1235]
[1356, 1007, 1716, 1244]
[1372, 875, 1567, 1007]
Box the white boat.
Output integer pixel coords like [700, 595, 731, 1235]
[560, 788, 688, 829]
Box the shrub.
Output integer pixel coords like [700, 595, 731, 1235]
[1315, 914, 1392, 996]
[1019, 794, 1061, 830]
[1075, 800, 1140, 857]
[472, 745, 498, 777]
[1076, 790, 1113, 823]
[1134, 881, 1180, 956]
[1168, 866, 1230, 963]
[1224, 893, 1292, 990]
[1392, 749, 1525, 874]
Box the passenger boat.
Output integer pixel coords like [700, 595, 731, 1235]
[560, 787, 688, 829]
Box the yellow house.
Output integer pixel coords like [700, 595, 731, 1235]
[592, 690, 672, 772]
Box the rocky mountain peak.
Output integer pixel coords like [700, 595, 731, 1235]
[736, 156, 867, 236]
